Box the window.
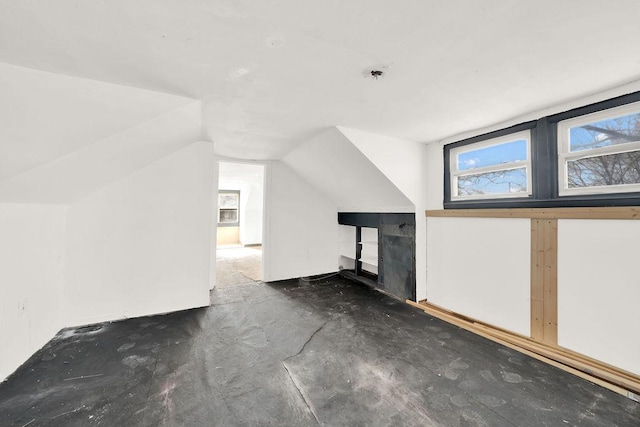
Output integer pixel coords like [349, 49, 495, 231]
[450, 131, 531, 200]
[558, 102, 640, 196]
[218, 191, 239, 226]
[444, 91, 640, 209]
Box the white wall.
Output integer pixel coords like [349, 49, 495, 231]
[239, 177, 264, 245]
[558, 220, 640, 375]
[263, 161, 339, 281]
[427, 217, 531, 336]
[0, 203, 67, 381]
[63, 142, 214, 326]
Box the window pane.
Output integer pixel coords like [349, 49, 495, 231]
[458, 139, 527, 171]
[219, 209, 238, 223]
[219, 193, 239, 208]
[457, 167, 527, 196]
[569, 112, 640, 152]
[567, 150, 640, 188]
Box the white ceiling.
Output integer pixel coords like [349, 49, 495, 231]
[2, 1, 640, 160]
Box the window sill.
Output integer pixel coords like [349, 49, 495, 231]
[444, 192, 640, 210]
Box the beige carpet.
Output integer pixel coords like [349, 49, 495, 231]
[216, 246, 262, 287]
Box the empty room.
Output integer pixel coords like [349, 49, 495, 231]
[0, 1, 639, 426]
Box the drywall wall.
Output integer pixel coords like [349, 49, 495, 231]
[263, 161, 338, 281]
[558, 220, 640, 375]
[217, 226, 240, 245]
[218, 162, 264, 246]
[0, 203, 66, 381]
[63, 142, 214, 326]
[282, 127, 414, 213]
[238, 177, 264, 245]
[426, 217, 531, 336]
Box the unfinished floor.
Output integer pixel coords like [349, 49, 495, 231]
[0, 277, 638, 426]
[215, 246, 262, 287]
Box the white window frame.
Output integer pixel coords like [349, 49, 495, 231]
[450, 130, 532, 201]
[558, 101, 640, 196]
[217, 190, 240, 226]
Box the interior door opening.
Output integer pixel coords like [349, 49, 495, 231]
[216, 161, 265, 287]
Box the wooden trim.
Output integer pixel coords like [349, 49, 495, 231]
[406, 299, 640, 397]
[542, 219, 558, 345]
[530, 219, 544, 341]
[425, 207, 640, 219]
[529, 219, 558, 345]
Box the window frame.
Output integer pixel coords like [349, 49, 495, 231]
[443, 91, 640, 209]
[217, 190, 240, 227]
[449, 129, 533, 201]
[557, 101, 640, 196]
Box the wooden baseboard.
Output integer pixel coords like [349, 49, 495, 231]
[406, 299, 640, 400]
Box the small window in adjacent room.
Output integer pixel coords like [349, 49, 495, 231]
[558, 102, 640, 196]
[218, 191, 240, 226]
[449, 130, 532, 200]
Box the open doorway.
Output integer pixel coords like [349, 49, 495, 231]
[216, 162, 265, 287]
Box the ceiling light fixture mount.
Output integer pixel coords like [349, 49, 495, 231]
[364, 64, 391, 80]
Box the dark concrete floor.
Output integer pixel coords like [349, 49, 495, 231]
[1, 277, 638, 426]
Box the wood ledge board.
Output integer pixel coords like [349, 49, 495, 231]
[425, 207, 640, 220]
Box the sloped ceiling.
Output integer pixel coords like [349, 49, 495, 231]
[2, 1, 640, 160]
[0, 63, 194, 181]
[0, 102, 202, 204]
[282, 127, 413, 212]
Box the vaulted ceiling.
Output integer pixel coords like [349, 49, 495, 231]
[2, 0, 640, 161]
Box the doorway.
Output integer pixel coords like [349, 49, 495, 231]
[216, 162, 265, 287]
